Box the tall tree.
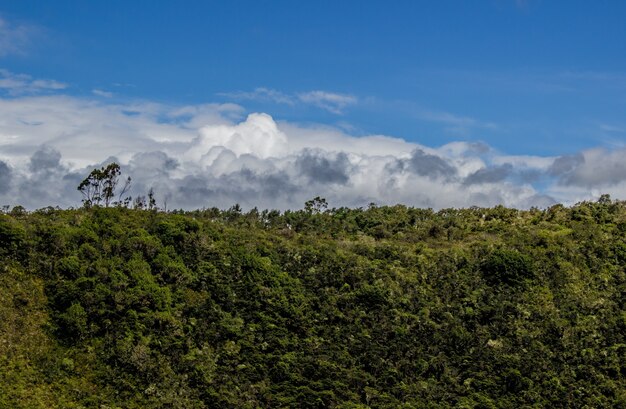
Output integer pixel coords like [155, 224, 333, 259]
[77, 162, 127, 207]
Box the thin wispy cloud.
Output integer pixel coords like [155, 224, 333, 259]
[92, 89, 113, 98]
[0, 69, 67, 95]
[417, 109, 498, 135]
[0, 15, 38, 57]
[600, 124, 625, 133]
[220, 87, 358, 114]
[297, 91, 358, 114]
[218, 87, 295, 105]
[559, 70, 626, 84]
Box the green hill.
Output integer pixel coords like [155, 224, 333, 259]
[1, 199, 626, 408]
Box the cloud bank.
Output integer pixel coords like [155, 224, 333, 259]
[0, 91, 624, 210]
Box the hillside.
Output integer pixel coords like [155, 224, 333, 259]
[1, 199, 626, 408]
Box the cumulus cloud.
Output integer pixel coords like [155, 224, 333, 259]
[549, 153, 583, 177]
[463, 164, 513, 185]
[29, 145, 62, 173]
[404, 149, 457, 179]
[551, 148, 626, 188]
[0, 90, 624, 210]
[190, 113, 289, 161]
[295, 149, 351, 185]
[0, 160, 12, 194]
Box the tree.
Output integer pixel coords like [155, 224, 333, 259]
[77, 162, 130, 207]
[148, 188, 157, 211]
[304, 197, 328, 214]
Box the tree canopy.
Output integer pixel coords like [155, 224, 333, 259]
[77, 162, 131, 207]
[1, 198, 626, 407]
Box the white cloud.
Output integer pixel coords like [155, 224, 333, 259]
[218, 87, 295, 105]
[0, 85, 624, 210]
[189, 113, 289, 162]
[297, 91, 358, 114]
[220, 88, 358, 114]
[0, 16, 38, 57]
[92, 89, 113, 98]
[552, 147, 626, 188]
[416, 109, 498, 135]
[600, 124, 625, 133]
[0, 69, 67, 95]
[278, 122, 415, 157]
[492, 154, 555, 170]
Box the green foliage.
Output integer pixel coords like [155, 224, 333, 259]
[2, 199, 626, 407]
[481, 248, 534, 286]
[77, 162, 131, 208]
[0, 215, 26, 260]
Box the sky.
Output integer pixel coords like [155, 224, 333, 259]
[0, 0, 625, 210]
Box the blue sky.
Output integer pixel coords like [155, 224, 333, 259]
[0, 1, 625, 209]
[3, 0, 625, 154]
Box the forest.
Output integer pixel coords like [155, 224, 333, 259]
[1, 196, 626, 408]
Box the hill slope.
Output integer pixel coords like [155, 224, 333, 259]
[1, 200, 626, 408]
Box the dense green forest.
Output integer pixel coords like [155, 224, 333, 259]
[2, 197, 626, 408]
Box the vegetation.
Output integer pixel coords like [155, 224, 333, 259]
[2, 196, 626, 407]
[77, 162, 131, 208]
